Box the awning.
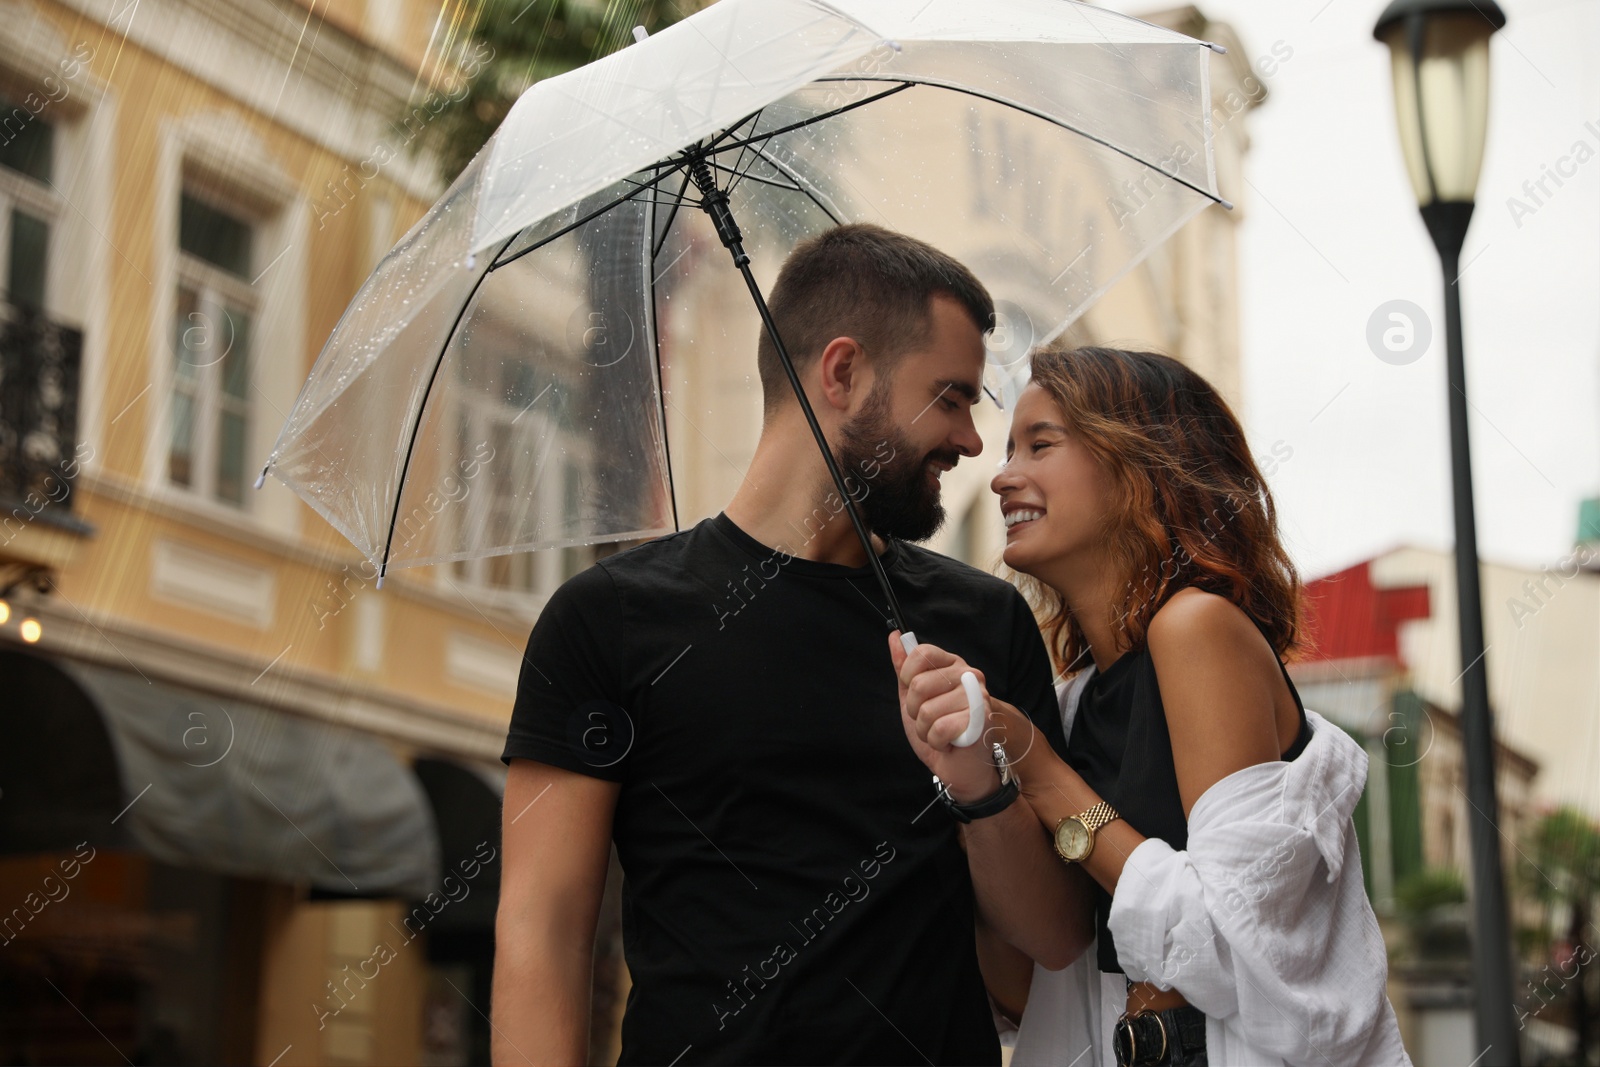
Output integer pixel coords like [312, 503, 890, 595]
[0, 648, 128, 852]
[4, 651, 440, 899]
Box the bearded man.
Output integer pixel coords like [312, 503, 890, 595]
[492, 224, 1082, 1066]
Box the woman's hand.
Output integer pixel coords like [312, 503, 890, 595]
[888, 633, 1003, 803]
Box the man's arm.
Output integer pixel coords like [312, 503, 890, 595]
[977, 900, 1036, 1027]
[890, 633, 1094, 970]
[961, 785, 1094, 971]
[492, 758, 621, 1066]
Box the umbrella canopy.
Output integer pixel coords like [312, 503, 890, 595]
[260, 0, 1227, 583]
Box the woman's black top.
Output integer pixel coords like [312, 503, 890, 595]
[1063, 642, 1313, 973]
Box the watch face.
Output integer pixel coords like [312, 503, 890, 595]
[1055, 817, 1092, 860]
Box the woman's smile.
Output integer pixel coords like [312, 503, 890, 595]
[1002, 502, 1047, 537]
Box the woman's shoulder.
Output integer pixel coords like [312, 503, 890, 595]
[1147, 586, 1256, 644]
[1145, 587, 1286, 732]
[1147, 588, 1279, 671]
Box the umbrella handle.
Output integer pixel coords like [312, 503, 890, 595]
[898, 632, 985, 748]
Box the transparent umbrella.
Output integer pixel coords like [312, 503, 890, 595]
[258, 0, 1228, 659]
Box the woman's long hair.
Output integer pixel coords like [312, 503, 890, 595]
[1015, 345, 1302, 675]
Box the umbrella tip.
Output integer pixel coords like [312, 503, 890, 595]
[886, 38, 903, 53]
[376, 572, 385, 590]
[253, 470, 266, 490]
[1205, 40, 1228, 55]
[465, 253, 476, 270]
[632, 25, 648, 43]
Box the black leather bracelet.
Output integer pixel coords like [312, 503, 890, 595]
[934, 774, 1021, 823]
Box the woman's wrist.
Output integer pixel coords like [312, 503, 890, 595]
[1019, 755, 1099, 818]
[943, 759, 1003, 804]
[986, 700, 1053, 788]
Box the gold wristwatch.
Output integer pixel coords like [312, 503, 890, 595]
[1053, 800, 1119, 863]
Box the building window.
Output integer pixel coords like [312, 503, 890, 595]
[449, 359, 593, 597]
[0, 94, 59, 312]
[170, 190, 254, 507]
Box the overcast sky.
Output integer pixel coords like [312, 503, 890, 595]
[1101, 0, 1599, 580]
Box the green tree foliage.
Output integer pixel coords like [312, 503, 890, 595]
[1520, 807, 1600, 1062]
[1394, 867, 1468, 918]
[419, 0, 687, 182]
[1524, 807, 1600, 912]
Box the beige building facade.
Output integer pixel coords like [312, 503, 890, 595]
[1, 0, 517, 1062]
[1376, 545, 1600, 821]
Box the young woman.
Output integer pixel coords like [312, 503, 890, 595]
[893, 347, 1409, 1066]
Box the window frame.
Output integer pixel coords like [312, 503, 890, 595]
[0, 120, 62, 312]
[446, 388, 595, 605]
[144, 123, 306, 541]
[168, 226, 257, 507]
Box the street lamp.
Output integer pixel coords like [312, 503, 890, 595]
[1372, 2, 1517, 1065]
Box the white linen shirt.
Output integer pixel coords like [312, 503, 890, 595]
[1006, 670, 1412, 1067]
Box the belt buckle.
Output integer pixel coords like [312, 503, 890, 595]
[1114, 1008, 1170, 1066]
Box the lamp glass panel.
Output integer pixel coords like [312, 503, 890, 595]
[1383, 14, 1494, 205]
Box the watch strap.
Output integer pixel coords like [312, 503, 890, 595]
[1077, 799, 1119, 835]
[934, 774, 1020, 824]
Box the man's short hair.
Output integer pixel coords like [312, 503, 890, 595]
[756, 224, 993, 415]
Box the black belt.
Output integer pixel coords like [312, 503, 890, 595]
[1113, 1005, 1207, 1067]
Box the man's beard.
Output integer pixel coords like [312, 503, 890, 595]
[834, 380, 958, 544]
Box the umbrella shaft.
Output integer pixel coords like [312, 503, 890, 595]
[687, 155, 907, 632]
[733, 258, 908, 633]
[689, 158, 750, 268]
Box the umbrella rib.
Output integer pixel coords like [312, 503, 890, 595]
[709, 82, 915, 156]
[652, 166, 694, 259]
[717, 130, 798, 201]
[720, 161, 842, 228]
[725, 170, 801, 196]
[816, 74, 1229, 208]
[736, 144, 845, 226]
[620, 175, 698, 204]
[725, 108, 765, 195]
[715, 153, 758, 198]
[622, 189, 700, 211]
[379, 232, 520, 583]
[639, 178, 680, 534]
[491, 165, 686, 272]
[706, 158, 800, 194]
[705, 128, 847, 227]
[699, 108, 766, 160]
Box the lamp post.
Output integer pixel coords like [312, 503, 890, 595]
[1372, 3, 1518, 1064]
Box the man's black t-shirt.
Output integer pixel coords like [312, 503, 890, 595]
[501, 513, 1067, 1066]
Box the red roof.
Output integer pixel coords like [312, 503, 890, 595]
[1301, 560, 1430, 665]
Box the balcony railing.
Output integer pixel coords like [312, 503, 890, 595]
[0, 301, 85, 518]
